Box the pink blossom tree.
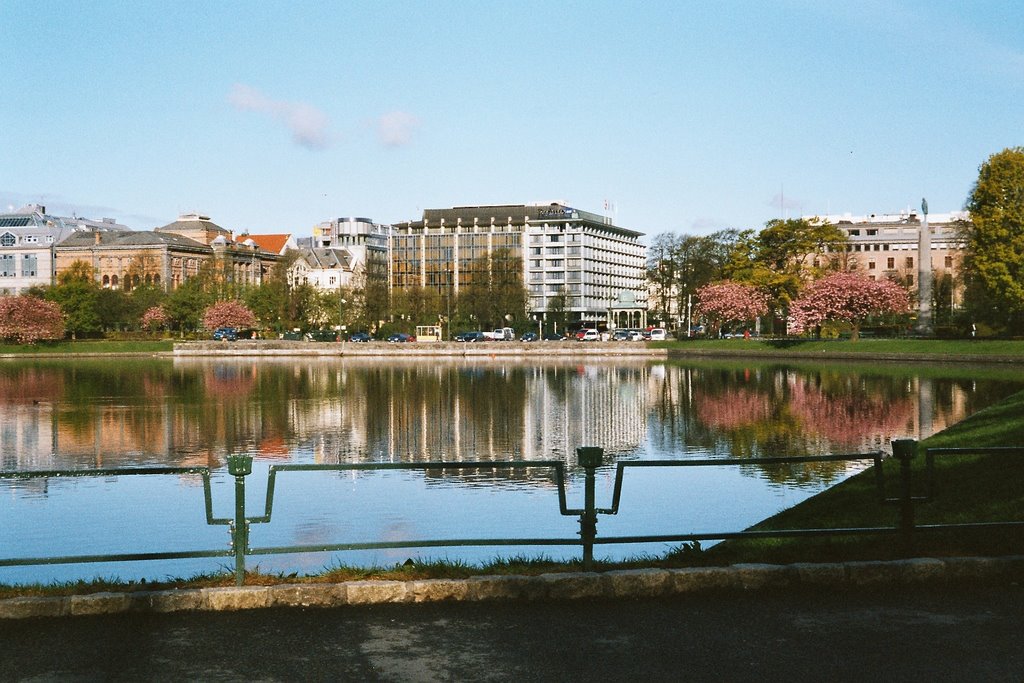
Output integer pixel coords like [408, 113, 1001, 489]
[0, 295, 65, 344]
[694, 282, 769, 336]
[140, 306, 169, 332]
[202, 300, 257, 331]
[788, 272, 910, 341]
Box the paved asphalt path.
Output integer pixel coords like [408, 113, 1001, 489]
[1, 582, 1022, 682]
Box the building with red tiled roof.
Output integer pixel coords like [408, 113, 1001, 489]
[244, 233, 296, 255]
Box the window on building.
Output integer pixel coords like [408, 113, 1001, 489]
[0, 232, 15, 247]
[22, 254, 37, 277]
[530, 247, 542, 256]
[0, 254, 14, 276]
[887, 257, 895, 269]
[945, 255, 953, 268]
[548, 234, 561, 243]
[905, 257, 914, 268]
[907, 274, 914, 285]
[868, 261, 876, 270]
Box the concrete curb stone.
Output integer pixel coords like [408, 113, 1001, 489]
[2, 556, 1021, 620]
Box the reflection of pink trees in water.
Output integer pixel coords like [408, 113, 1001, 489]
[785, 375, 914, 448]
[0, 369, 64, 403]
[695, 372, 915, 451]
[695, 388, 773, 430]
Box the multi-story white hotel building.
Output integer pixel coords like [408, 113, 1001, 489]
[390, 203, 647, 330]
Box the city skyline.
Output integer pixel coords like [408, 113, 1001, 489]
[3, 2, 1021, 238]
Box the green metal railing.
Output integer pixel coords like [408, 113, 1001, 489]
[2, 441, 1022, 586]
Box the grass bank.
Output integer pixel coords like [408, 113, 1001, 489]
[0, 340, 174, 355]
[653, 337, 1024, 360]
[700, 388, 1024, 566]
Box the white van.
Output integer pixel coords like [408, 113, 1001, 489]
[649, 328, 667, 341]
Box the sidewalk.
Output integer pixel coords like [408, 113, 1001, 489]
[2, 579, 1022, 682]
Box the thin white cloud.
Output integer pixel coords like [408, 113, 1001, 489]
[228, 84, 332, 151]
[377, 110, 421, 147]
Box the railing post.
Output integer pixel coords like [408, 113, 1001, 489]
[227, 455, 253, 587]
[891, 439, 917, 553]
[576, 447, 604, 572]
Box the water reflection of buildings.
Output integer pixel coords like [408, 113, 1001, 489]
[315, 362, 648, 464]
[0, 360, 1012, 479]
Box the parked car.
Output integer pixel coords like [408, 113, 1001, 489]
[542, 333, 565, 341]
[348, 332, 373, 342]
[307, 329, 339, 342]
[578, 329, 600, 342]
[483, 327, 515, 341]
[386, 332, 414, 343]
[649, 328, 668, 341]
[520, 332, 539, 342]
[611, 329, 631, 342]
[212, 327, 237, 341]
[454, 331, 486, 342]
[282, 330, 304, 340]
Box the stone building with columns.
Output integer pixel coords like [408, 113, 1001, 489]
[54, 213, 278, 291]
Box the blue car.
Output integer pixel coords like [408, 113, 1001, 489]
[212, 327, 238, 341]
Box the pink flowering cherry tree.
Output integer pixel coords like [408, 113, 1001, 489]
[694, 281, 769, 336]
[0, 295, 65, 344]
[202, 300, 257, 331]
[788, 272, 909, 341]
[140, 306, 169, 332]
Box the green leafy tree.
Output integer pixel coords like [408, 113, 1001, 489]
[545, 287, 570, 336]
[45, 260, 102, 339]
[456, 248, 527, 329]
[95, 288, 132, 332]
[725, 219, 847, 333]
[164, 278, 212, 334]
[964, 147, 1024, 334]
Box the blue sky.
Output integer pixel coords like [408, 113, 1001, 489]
[2, 1, 1022, 238]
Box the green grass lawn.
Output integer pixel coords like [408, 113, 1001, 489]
[0, 340, 175, 354]
[653, 337, 1024, 357]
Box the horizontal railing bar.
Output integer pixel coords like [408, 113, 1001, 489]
[926, 447, 1024, 456]
[615, 453, 880, 468]
[0, 549, 233, 567]
[249, 538, 585, 555]
[270, 461, 566, 472]
[0, 467, 211, 480]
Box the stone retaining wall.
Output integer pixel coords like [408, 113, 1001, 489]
[3, 556, 1021, 620]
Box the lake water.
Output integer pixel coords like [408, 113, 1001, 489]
[2, 356, 1021, 584]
